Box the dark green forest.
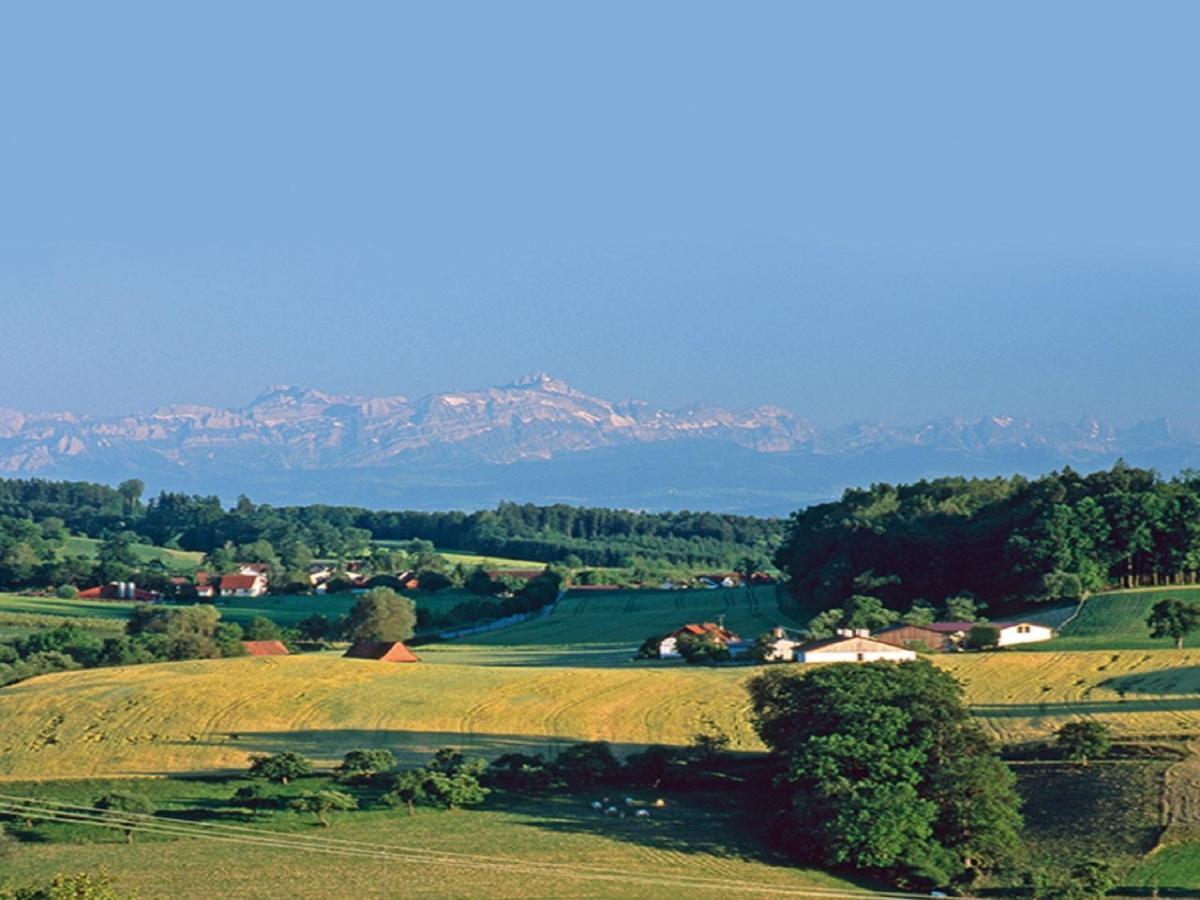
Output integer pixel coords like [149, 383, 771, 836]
[776, 462, 1200, 615]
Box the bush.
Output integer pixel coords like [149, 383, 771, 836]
[487, 753, 556, 793]
[54, 584, 78, 599]
[966, 624, 1000, 650]
[553, 741, 620, 788]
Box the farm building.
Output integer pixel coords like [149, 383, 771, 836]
[872, 623, 952, 653]
[77, 582, 160, 602]
[343, 640, 420, 662]
[218, 572, 269, 598]
[659, 623, 741, 658]
[926, 620, 1054, 648]
[796, 631, 918, 663]
[241, 640, 290, 656]
[759, 626, 803, 661]
[194, 571, 216, 599]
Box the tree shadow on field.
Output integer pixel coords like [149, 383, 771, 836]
[495, 790, 883, 892]
[1100, 666, 1200, 696]
[165, 728, 654, 770]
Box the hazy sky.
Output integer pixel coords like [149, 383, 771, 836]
[2, 1, 1198, 427]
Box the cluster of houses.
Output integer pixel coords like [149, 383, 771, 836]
[659, 572, 775, 591]
[656, 617, 1055, 664]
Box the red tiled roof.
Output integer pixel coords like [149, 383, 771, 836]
[342, 640, 420, 662]
[667, 622, 740, 643]
[241, 640, 289, 656]
[220, 574, 261, 590]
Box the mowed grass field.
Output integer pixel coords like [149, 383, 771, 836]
[6, 642, 1200, 780]
[0, 782, 872, 899]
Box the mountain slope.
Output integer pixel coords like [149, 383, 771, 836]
[1, 374, 1197, 513]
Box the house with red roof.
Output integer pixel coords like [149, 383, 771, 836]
[658, 622, 741, 658]
[219, 572, 268, 598]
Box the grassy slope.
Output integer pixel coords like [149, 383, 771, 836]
[1050, 586, 1200, 651]
[467, 585, 809, 650]
[372, 541, 547, 570]
[60, 536, 203, 575]
[0, 780, 868, 899]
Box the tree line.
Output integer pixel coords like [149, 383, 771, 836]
[776, 462, 1200, 615]
[0, 478, 781, 590]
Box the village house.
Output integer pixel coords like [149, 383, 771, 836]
[658, 622, 740, 658]
[194, 571, 216, 599]
[796, 629, 918, 663]
[925, 620, 1055, 648]
[218, 572, 269, 598]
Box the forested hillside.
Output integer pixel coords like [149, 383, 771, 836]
[0, 477, 782, 592]
[777, 462, 1200, 614]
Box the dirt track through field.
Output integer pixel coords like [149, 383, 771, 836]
[1163, 741, 1200, 827]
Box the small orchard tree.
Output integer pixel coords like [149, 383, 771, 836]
[382, 768, 433, 814]
[94, 791, 155, 843]
[424, 768, 489, 810]
[289, 790, 357, 827]
[341, 587, 417, 642]
[967, 624, 1001, 650]
[338, 748, 396, 781]
[1147, 597, 1200, 650]
[1056, 721, 1112, 766]
[248, 751, 313, 784]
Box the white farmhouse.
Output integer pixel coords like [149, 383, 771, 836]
[797, 630, 918, 664]
[926, 620, 1054, 648]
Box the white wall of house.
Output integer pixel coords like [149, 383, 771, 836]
[658, 637, 680, 658]
[996, 623, 1054, 646]
[765, 639, 799, 661]
[801, 648, 916, 663]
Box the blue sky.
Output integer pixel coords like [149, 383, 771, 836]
[2, 1, 1198, 426]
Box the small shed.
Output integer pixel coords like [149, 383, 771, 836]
[343, 640, 420, 663]
[241, 640, 290, 656]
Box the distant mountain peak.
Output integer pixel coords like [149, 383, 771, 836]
[506, 372, 581, 396]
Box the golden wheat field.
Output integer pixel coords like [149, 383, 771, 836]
[3, 645, 1200, 780]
